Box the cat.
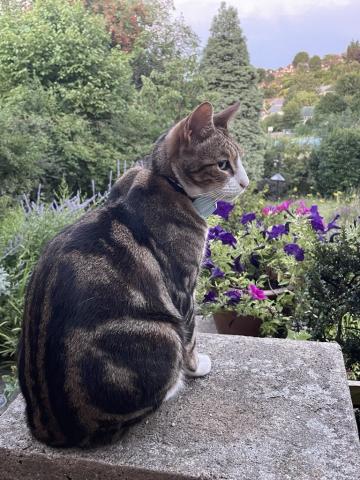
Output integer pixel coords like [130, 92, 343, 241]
[18, 101, 249, 448]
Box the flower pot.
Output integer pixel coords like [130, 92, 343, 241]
[213, 311, 262, 337]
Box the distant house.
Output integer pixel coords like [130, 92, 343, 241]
[261, 97, 285, 119]
[317, 85, 334, 96]
[301, 106, 315, 124]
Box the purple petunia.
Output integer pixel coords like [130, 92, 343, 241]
[240, 212, 256, 225]
[208, 225, 237, 248]
[284, 243, 305, 261]
[214, 201, 234, 220]
[203, 290, 218, 303]
[326, 214, 340, 232]
[218, 231, 237, 248]
[224, 289, 242, 304]
[204, 243, 211, 258]
[267, 223, 289, 240]
[248, 284, 267, 300]
[208, 225, 225, 240]
[232, 256, 245, 273]
[202, 258, 215, 270]
[309, 205, 325, 232]
[250, 253, 261, 268]
[211, 266, 225, 278]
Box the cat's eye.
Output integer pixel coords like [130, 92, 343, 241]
[218, 160, 231, 171]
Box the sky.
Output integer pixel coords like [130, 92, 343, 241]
[172, 0, 360, 68]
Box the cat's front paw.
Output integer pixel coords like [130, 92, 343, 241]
[185, 353, 211, 378]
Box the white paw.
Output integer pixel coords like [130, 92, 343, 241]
[185, 353, 211, 378]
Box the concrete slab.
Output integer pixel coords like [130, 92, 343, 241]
[196, 315, 217, 334]
[0, 334, 359, 480]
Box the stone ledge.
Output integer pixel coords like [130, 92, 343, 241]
[1, 334, 359, 480]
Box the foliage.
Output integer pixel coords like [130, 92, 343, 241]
[84, 0, 153, 51]
[0, 0, 138, 196]
[263, 138, 314, 194]
[346, 40, 360, 63]
[309, 55, 321, 70]
[1, 366, 19, 401]
[201, 1, 264, 181]
[292, 51, 309, 67]
[0, 182, 104, 360]
[311, 128, 360, 195]
[295, 223, 360, 379]
[315, 93, 348, 115]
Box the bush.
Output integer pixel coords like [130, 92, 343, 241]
[311, 128, 360, 195]
[0, 183, 103, 360]
[296, 223, 360, 379]
[0, 0, 135, 196]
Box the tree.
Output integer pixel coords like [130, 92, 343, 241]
[309, 55, 321, 70]
[292, 51, 310, 68]
[346, 40, 360, 63]
[336, 72, 360, 97]
[315, 93, 347, 116]
[311, 128, 360, 195]
[201, 1, 264, 180]
[83, 0, 161, 51]
[0, 0, 135, 195]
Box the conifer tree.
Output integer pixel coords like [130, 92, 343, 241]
[201, 1, 264, 180]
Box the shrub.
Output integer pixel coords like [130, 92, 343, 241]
[295, 223, 360, 379]
[0, 183, 103, 360]
[311, 128, 360, 195]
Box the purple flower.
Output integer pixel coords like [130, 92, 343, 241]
[214, 201, 234, 220]
[241, 212, 256, 225]
[248, 284, 267, 300]
[202, 258, 215, 270]
[232, 256, 245, 273]
[224, 289, 242, 304]
[284, 243, 305, 261]
[218, 231, 237, 248]
[203, 290, 217, 303]
[204, 243, 211, 258]
[208, 225, 225, 240]
[309, 205, 325, 232]
[211, 267, 225, 278]
[326, 214, 340, 232]
[267, 223, 289, 240]
[250, 253, 260, 268]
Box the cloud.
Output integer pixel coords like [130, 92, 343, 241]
[173, 0, 352, 20]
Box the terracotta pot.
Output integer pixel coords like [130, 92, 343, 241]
[213, 311, 262, 336]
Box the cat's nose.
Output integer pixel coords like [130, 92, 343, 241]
[239, 177, 249, 189]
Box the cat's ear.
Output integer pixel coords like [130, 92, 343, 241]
[213, 101, 240, 129]
[183, 102, 214, 142]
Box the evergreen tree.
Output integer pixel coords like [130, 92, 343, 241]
[202, 2, 264, 180]
[201, 1, 264, 180]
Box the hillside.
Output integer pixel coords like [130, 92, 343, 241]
[258, 45, 360, 132]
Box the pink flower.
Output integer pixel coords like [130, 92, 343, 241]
[295, 200, 311, 216]
[248, 284, 268, 300]
[274, 200, 293, 213]
[262, 205, 276, 216]
[262, 200, 292, 216]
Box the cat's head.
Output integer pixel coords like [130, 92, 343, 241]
[156, 101, 249, 201]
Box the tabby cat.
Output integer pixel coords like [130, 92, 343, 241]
[18, 101, 249, 447]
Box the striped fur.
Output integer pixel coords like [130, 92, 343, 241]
[18, 102, 247, 447]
